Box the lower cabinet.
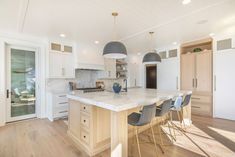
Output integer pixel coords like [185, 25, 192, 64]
[68, 100, 111, 156]
[191, 94, 212, 116]
[47, 93, 69, 121]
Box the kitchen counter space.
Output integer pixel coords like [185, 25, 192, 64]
[67, 88, 192, 112]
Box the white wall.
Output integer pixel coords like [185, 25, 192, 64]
[0, 33, 47, 126]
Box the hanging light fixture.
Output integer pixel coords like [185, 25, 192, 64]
[142, 32, 161, 63]
[103, 12, 127, 59]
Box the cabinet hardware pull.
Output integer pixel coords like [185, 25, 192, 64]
[84, 120, 86, 123]
[59, 95, 66, 97]
[191, 97, 200, 100]
[83, 107, 86, 110]
[59, 102, 68, 104]
[59, 111, 68, 113]
[84, 136, 86, 138]
[195, 78, 198, 88]
[176, 77, 178, 90]
[192, 79, 194, 88]
[192, 106, 200, 109]
[214, 75, 216, 91]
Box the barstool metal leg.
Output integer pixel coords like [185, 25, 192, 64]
[150, 123, 159, 157]
[157, 123, 165, 153]
[135, 127, 142, 157]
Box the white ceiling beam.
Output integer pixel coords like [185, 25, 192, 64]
[17, 0, 30, 32]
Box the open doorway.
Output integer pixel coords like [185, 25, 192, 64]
[146, 65, 157, 89]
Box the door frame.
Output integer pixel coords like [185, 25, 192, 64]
[6, 44, 39, 122]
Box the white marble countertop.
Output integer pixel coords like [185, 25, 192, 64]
[67, 88, 192, 112]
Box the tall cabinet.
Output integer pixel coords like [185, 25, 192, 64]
[181, 38, 213, 116]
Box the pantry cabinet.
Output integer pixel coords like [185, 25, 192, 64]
[181, 38, 213, 116]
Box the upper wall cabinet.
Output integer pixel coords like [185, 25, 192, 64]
[50, 42, 73, 53]
[48, 42, 75, 79]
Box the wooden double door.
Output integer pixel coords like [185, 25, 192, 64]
[181, 51, 213, 116]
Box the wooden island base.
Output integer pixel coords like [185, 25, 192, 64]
[67, 99, 191, 157]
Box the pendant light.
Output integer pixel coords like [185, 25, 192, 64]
[103, 12, 127, 59]
[142, 32, 161, 63]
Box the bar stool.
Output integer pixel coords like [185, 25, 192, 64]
[180, 94, 192, 130]
[154, 99, 173, 152]
[169, 96, 183, 139]
[128, 103, 158, 157]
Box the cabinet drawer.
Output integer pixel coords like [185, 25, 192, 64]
[191, 103, 211, 116]
[191, 95, 211, 103]
[80, 113, 90, 129]
[55, 101, 68, 108]
[80, 130, 90, 145]
[54, 105, 68, 115]
[54, 110, 68, 118]
[54, 94, 68, 103]
[80, 104, 91, 114]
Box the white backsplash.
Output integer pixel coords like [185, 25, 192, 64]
[75, 69, 105, 88]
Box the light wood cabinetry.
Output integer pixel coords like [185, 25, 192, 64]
[181, 38, 213, 116]
[68, 100, 111, 156]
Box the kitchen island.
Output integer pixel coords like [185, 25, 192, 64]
[67, 88, 192, 157]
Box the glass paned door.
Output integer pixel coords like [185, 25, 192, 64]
[7, 47, 37, 122]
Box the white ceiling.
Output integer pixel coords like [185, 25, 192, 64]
[0, 0, 235, 54]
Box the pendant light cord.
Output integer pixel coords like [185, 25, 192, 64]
[149, 32, 154, 52]
[112, 12, 118, 41]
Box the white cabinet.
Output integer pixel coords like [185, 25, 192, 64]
[104, 58, 116, 78]
[157, 57, 179, 90]
[157, 48, 179, 90]
[47, 92, 69, 121]
[48, 42, 75, 78]
[214, 49, 235, 120]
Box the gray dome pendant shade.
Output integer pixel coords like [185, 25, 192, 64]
[103, 12, 127, 59]
[103, 41, 127, 59]
[142, 32, 161, 63]
[142, 52, 161, 63]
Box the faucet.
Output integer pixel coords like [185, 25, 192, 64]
[123, 79, 128, 92]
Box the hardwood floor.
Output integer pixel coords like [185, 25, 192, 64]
[0, 116, 235, 157]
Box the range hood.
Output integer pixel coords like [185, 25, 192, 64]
[76, 63, 105, 71]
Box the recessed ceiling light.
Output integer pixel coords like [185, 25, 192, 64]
[209, 33, 215, 37]
[182, 0, 191, 5]
[173, 42, 177, 45]
[196, 20, 208, 25]
[94, 41, 99, 44]
[60, 34, 66, 38]
[137, 53, 141, 56]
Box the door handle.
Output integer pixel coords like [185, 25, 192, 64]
[214, 75, 216, 91]
[192, 79, 195, 88]
[176, 77, 178, 90]
[6, 89, 9, 98]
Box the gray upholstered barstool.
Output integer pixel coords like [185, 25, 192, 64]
[154, 99, 173, 152]
[128, 103, 158, 157]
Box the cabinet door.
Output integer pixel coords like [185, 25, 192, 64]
[158, 58, 179, 90]
[104, 58, 116, 78]
[63, 54, 75, 78]
[195, 52, 212, 92]
[181, 54, 195, 90]
[49, 52, 63, 78]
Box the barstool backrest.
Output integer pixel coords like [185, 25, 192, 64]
[137, 103, 156, 126]
[173, 96, 183, 110]
[182, 94, 192, 107]
[158, 99, 172, 116]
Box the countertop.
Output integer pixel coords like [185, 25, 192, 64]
[67, 88, 192, 112]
